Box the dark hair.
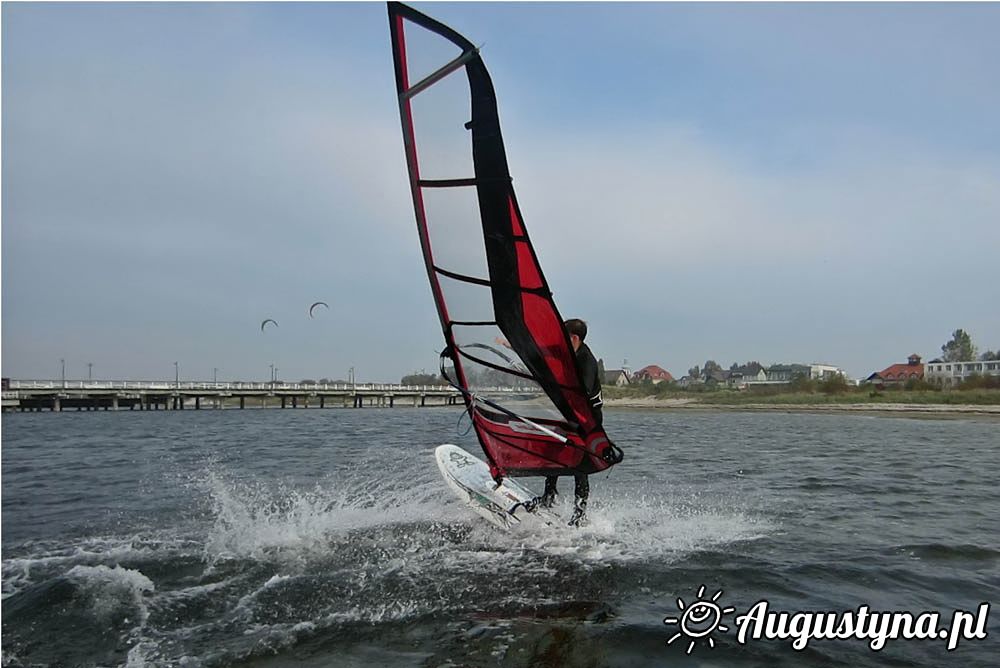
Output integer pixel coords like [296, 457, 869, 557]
[564, 318, 587, 341]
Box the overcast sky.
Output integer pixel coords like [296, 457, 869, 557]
[3, 2, 998, 383]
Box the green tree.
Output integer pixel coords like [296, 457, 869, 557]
[688, 365, 700, 379]
[401, 372, 444, 385]
[941, 329, 977, 362]
[597, 358, 607, 382]
[703, 360, 722, 375]
[980, 350, 999, 361]
[790, 372, 815, 393]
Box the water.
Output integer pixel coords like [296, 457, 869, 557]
[2, 408, 998, 667]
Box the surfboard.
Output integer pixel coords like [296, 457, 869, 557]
[435, 444, 561, 530]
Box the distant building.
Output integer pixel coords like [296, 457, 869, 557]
[603, 369, 630, 386]
[703, 370, 730, 385]
[728, 368, 768, 388]
[765, 363, 846, 383]
[867, 354, 924, 386]
[766, 364, 812, 382]
[808, 364, 847, 380]
[676, 375, 702, 388]
[925, 358, 1000, 386]
[632, 365, 674, 384]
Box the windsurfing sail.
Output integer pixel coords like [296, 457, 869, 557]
[388, 2, 623, 481]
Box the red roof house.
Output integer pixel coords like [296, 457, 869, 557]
[868, 354, 924, 385]
[633, 364, 675, 384]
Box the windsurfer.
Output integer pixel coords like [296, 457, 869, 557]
[533, 318, 603, 526]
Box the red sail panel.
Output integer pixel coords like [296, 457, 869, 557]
[388, 2, 621, 480]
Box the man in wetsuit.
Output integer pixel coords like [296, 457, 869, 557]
[534, 318, 604, 526]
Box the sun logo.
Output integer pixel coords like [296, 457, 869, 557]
[663, 585, 736, 654]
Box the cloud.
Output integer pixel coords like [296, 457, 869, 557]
[3, 3, 997, 382]
[501, 122, 1000, 377]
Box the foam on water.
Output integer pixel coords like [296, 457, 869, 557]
[2, 534, 201, 599]
[6, 406, 998, 667]
[1, 457, 774, 668]
[200, 469, 454, 564]
[65, 564, 156, 625]
[197, 458, 771, 568]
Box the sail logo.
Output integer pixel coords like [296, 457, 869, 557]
[664, 587, 990, 653]
[448, 451, 474, 469]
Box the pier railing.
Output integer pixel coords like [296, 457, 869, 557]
[5, 380, 458, 393]
[1, 380, 541, 412]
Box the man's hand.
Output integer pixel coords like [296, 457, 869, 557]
[602, 443, 624, 464]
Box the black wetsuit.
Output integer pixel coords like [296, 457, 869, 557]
[544, 342, 603, 504]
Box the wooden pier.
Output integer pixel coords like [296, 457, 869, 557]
[1, 380, 463, 413]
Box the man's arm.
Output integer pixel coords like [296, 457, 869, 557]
[577, 347, 603, 413]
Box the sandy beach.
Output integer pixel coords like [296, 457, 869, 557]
[603, 396, 1000, 415]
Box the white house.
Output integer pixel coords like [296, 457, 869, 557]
[925, 359, 1000, 386]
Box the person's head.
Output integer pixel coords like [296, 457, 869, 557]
[564, 318, 587, 352]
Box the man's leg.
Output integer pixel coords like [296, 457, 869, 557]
[541, 476, 558, 507]
[569, 473, 589, 526]
[526, 476, 559, 512]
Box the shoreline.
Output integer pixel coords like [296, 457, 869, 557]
[602, 396, 1000, 416]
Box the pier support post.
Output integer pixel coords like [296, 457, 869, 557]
[112, 397, 119, 411]
[320, 396, 325, 409]
[240, 397, 245, 409]
[52, 398, 61, 412]
[292, 396, 298, 409]
[195, 397, 200, 410]
[281, 396, 287, 409]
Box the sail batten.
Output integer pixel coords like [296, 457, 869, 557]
[388, 2, 622, 480]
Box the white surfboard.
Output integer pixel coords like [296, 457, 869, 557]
[435, 444, 561, 530]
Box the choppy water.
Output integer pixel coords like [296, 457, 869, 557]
[2, 407, 998, 667]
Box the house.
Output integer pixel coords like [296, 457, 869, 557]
[728, 368, 768, 388]
[603, 369, 630, 386]
[632, 364, 674, 384]
[703, 370, 730, 385]
[676, 375, 703, 389]
[766, 364, 812, 382]
[925, 356, 1000, 386]
[808, 364, 847, 380]
[868, 354, 924, 387]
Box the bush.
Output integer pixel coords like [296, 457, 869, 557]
[903, 377, 939, 392]
[819, 373, 849, 395]
[789, 373, 816, 393]
[957, 374, 1000, 390]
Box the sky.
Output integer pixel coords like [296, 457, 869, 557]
[2, 2, 998, 383]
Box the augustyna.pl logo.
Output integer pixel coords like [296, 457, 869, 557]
[663, 585, 736, 654]
[665, 586, 990, 654]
